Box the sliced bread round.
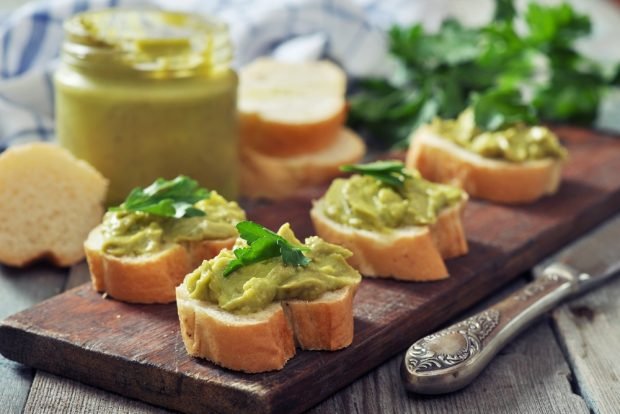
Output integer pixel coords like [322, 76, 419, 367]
[240, 127, 365, 200]
[239, 58, 347, 157]
[0, 142, 108, 267]
[310, 200, 468, 281]
[176, 283, 296, 373]
[176, 283, 358, 372]
[85, 226, 236, 304]
[406, 127, 564, 204]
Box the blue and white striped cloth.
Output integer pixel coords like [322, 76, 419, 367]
[0, 0, 485, 148]
[1, 0, 620, 148]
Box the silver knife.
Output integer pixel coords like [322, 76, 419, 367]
[401, 213, 620, 394]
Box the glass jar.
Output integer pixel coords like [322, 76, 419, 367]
[55, 10, 238, 205]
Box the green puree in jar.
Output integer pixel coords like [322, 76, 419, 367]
[101, 192, 245, 256]
[55, 10, 239, 205]
[322, 169, 464, 232]
[428, 108, 567, 162]
[184, 224, 361, 314]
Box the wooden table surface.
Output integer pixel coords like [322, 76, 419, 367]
[1, 1, 620, 411]
[1, 214, 619, 414]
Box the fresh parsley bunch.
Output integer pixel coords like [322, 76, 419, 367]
[110, 176, 210, 218]
[348, 0, 620, 148]
[223, 221, 310, 277]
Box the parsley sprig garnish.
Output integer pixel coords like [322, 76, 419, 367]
[109, 176, 210, 218]
[348, 0, 619, 147]
[341, 161, 412, 188]
[223, 221, 311, 277]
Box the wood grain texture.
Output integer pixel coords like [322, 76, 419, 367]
[552, 272, 620, 414]
[24, 372, 172, 414]
[1, 128, 620, 414]
[310, 320, 589, 414]
[0, 264, 68, 414]
[22, 280, 592, 414]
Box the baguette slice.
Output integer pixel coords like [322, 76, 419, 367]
[176, 283, 295, 373]
[85, 228, 235, 304]
[176, 284, 358, 373]
[310, 200, 468, 281]
[0, 142, 107, 267]
[406, 126, 564, 204]
[239, 58, 347, 157]
[240, 127, 365, 200]
[283, 284, 358, 350]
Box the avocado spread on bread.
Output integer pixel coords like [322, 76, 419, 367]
[322, 163, 464, 232]
[184, 223, 361, 314]
[100, 192, 245, 256]
[429, 108, 566, 162]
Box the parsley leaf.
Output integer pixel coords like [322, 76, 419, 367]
[473, 88, 537, 131]
[348, 0, 616, 147]
[494, 0, 517, 22]
[341, 161, 412, 188]
[223, 221, 310, 277]
[109, 176, 210, 218]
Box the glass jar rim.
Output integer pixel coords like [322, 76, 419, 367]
[62, 9, 232, 78]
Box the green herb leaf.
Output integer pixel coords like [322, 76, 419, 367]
[223, 221, 310, 277]
[109, 176, 210, 218]
[341, 161, 412, 188]
[494, 0, 516, 22]
[473, 88, 537, 131]
[348, 0, 615, 147]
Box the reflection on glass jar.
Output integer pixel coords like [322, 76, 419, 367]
[55, 10, 238, 205]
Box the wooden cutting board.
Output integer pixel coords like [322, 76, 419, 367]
[1, 128, 619, 414]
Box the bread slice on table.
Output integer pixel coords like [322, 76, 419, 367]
[239, 58, 347, 157]
[406, 126, 564, 204]
[0, 142, 107, 267]
[176, 284, 358, 373]
[85, 232, 235, 304]
[240, 128, 365, 200]
[310, 200, 468, 281]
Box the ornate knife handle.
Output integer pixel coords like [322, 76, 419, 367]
[401, 263, 581, 394]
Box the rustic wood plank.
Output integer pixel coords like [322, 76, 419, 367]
[311, 320, 588, 414]
[310, 278, 590, 414]
[551, 272, 620, 414]
[24, 372, 172, 414]
[23, 320, 587, 414]
[2, 129, 619, 414]
[0, 264, 67, 414]
[22, 279, 590, 414]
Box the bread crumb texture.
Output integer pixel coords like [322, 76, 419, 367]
[0, 142, 107, 267]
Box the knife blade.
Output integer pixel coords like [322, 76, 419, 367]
[401, 213, 620, 394]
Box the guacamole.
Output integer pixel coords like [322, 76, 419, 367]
[428, 108, 567, 162]
[100, 192, 245, 256]
[321, 170, 464, 232]
[184, 224, 361, 314]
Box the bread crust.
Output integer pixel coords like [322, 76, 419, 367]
[406, 127, 564, 204]
[240, 105, 346, 157]
[240, 128, 365, 200]
[310, 201, 468, 281]
[239, 58, 348, 157]
[176, 284, 358, 372]
[177, 284, 295, 373]
[84, 226, 235, 304]
[283, 285, 357, 350]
